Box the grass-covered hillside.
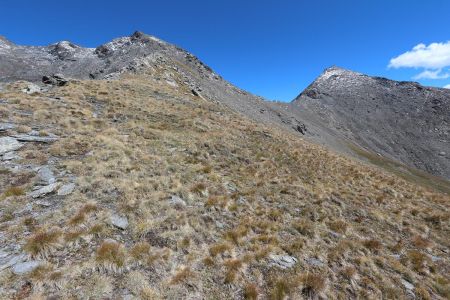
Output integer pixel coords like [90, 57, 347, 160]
[0, 72, 448, 299]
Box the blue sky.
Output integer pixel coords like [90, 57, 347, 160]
[1, 0, 450, 101]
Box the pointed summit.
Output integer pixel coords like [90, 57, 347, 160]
[0, 35, 14, 47]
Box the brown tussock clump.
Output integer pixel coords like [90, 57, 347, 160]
[23, 228, 62, 257]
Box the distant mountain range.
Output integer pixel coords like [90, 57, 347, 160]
[1, 32, 449, 181]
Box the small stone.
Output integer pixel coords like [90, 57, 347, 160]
[430, 255, 442, 262]
[439, 151, 446, 156]
[269, 254, 298, 269]
[215, 221, 225, 229]
[236, 197, 247, 205]
[401, 279, 414, 290]
[28, 183, 59, 198]
[168, 195, 186, 207]
[57, 183, 76, 196]
[35, 200, 51, 207]
[12, 261, 43, 275]
[305, 258, 324, 267]
[110, 214, 128, 230]
[0, 137, 22, 155]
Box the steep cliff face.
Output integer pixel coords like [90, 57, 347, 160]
[293, 66, 450, 178]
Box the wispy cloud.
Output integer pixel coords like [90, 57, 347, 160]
[413, 69, 450, 80]
[389, 41, 450, 81]
[444, 84, 450, 89]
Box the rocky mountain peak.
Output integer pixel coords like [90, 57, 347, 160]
[0, 36, 15, 48]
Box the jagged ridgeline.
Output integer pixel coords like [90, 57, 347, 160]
[0, 32, 449, 299]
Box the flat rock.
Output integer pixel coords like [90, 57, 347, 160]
[28, 182, 59, 198]
[0, 137, 22, 155]
[0, 251, 26, 271]
[110, 214, 129, 230]
[12, 260, 43, 275]
[57, 183, 76, 196]
[37, 166, 56, 184]
[269, 254, 298, 269]
[305, 257, 324, 267]
[2, 151, 19, 160]
[0, 122, 15, 131]
[13, 134, 59, 143]
[168, 195, 186, 207]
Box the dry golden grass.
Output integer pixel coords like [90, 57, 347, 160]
[0, 73, 448, 299]
[95, 240, 127, 271]
[23, 228, 62, 257]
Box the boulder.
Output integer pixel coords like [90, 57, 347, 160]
[42, 74, 68, 86]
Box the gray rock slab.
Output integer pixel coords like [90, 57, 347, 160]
[57, 183, 76, 196]
[37, 166, 56, 184]
[0, 251, 26, 271]
[0, 123, 15, 131]
[28, 182, 59, 198]
[12, 260, 43, 275]
[0, 137, 22, 155]
[2, 151, 19, 160]
[269, 254, 298, 269]
[13, 134, 59, 143]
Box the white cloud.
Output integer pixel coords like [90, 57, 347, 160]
[444, 84, 450, 89]
[413, 69, 450, 80]
[389, 41, 450, 69]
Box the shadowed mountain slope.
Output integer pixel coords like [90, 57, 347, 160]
[293, 67, 450, 179]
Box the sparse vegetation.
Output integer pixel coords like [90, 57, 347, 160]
[0, 73, 448, 299]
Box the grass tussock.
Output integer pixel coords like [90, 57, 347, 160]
[23, 228, 62, 257]
[96, 240, 127, 272]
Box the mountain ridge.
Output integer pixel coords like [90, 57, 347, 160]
[1, 31, 449, 181]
